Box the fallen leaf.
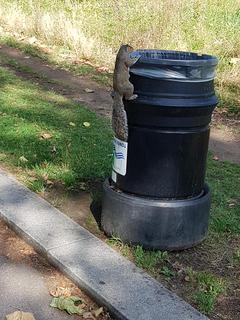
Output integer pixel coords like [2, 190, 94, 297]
[84, 88, 95, 93]
[172, 261, 184, 271]
[41, 173, 49, 181]
[51, 145, 57, 153]
[40, 47, 52, 54]
[6, 311, 36, 320]
[28, 36, 37, 44]
[227, 198, 239, 208]
[28, 176, 38, 182]
[0, 152, 7, 159]
[50, 286, 72, 297]
[97, 66, 109, 72]
[69, 122, 76, 127]
[19, 156, 28, 163]
[83, 122, 91, 127]
[83, 312, 96, 319]
[94, 307, 104, 317]
[230, 57, 240, 65]
[213, 155, 219, 161]
[40, 132, 53, 140]
[46, 180, 54, 186]
[50, 295, 84, 315]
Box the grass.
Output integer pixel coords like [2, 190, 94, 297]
[0, 64, 113, 192]
[133, 245, 169, 273]
[206, 157, 240, 234]
[194, 272, 225, 314]
[0, 0, 239, 115]
[106, 236, 132, 258]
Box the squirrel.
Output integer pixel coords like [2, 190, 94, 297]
[112, 44, 139, 142]
[112, 91, 128, 141]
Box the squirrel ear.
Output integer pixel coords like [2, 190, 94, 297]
[115, 44, 124, 53]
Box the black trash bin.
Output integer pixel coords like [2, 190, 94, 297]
[101, 50, 218, 250]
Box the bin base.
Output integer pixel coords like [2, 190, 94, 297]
[101, 179, 210, 251]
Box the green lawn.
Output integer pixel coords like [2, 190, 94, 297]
[207, 157, 240, 233]
[0, 65, 113, 191]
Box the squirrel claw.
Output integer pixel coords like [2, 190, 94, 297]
[127, 94, 138, 101]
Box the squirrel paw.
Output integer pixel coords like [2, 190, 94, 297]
[127, 94, 138, 101]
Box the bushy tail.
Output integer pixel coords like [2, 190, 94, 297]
[112, 92, 128, 141]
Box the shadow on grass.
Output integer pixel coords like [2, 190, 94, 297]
[0, 65, 113, 193]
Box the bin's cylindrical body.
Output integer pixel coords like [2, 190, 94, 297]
[101, 50, 218, 250]
[113, 50, 218, 199]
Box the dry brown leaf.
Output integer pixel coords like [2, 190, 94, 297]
[230, 58, 240, 65]
[41, 173, 49, 181]
[19, 156, 28, 163]
[28, 36, 37, 44]
[6, 311, 36, 320]
[40, 132, 53, 140]
[39, 46, 52, 54]
[97, 66, 109, 72]
[51, 145, 57, 153]
[227, 198, 239, 208]
[82, 312, 96, 319]
[28, 177, 38, 182]
[83, 122, 91, 127]
[94, 307, 104, 317]
[229, 203, 236, 208]
[50, 286, 72, 297]
[0, 152, 7, 159]
[46, 180, 54, 186]
[84, 88, 95, 93]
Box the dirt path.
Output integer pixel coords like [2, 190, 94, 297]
[209, 125, 240, 164]
[0, 45, 112, 118]
[0, 44, 239, 164]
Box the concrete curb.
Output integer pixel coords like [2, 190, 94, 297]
[0, 169, 208, 320]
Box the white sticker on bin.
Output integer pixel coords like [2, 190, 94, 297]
[111, 170, 117, 183]
[113, 137, 128, 176]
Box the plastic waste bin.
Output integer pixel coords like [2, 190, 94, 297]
[101, 50, 218, 250]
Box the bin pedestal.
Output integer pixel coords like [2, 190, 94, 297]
[102, 180, 210, 250]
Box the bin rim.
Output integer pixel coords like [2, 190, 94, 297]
[132, 49, 218, 67]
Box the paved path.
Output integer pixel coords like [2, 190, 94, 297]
[0, 257, 79, 320]
[0, 169, 208, 320]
